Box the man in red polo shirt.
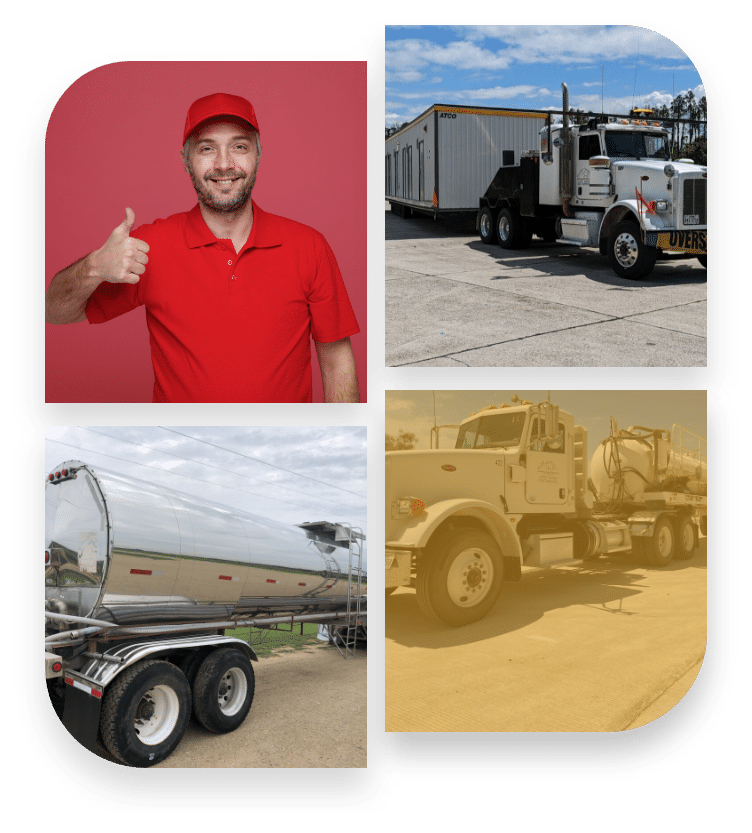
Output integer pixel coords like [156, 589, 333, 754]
[45, 93, 360, 403]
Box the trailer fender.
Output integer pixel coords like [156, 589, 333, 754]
[389, 499, 523, 570]
[627, 509, 662, 538]
[75, 635, 258, 691]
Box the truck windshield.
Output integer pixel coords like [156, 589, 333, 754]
[455, 412, 527, 449]
[604, 131, 669, 161]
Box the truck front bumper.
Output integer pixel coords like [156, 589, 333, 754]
[386, 547, 414, 588]
[647, 229, 706, 255]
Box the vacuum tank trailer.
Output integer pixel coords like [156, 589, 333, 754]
[45, 460, 366, 766]
[385, 397, 705, 626]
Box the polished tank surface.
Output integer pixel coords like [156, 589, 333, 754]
[45, 461, 365, 628]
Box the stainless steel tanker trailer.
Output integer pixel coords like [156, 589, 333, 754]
[45, 460, 366, 767]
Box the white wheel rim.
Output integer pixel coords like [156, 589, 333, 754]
[681, 523, 694, 551]
[446, 548, 494, 607]
[134, 685, 180, 745]
[657, 525, 674, 558]
[218, 668, 248, 716]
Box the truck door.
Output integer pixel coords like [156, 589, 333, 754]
[575, 133, 611, 207]
[525, 417, 568, 506]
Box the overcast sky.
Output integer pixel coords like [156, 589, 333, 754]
[45, 426, 367, 536]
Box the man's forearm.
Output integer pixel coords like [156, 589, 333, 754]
[315, 338, 360, 403]
[322, 366, 359, 403]
[45, 254, 101, 325]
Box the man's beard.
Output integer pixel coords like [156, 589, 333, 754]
[186, 162, 258, 213]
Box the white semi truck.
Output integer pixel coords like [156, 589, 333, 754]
[386, 84, 707, 280]
[385, 397, 706, 627]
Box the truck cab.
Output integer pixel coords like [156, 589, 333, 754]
[537, 115, 707, 277]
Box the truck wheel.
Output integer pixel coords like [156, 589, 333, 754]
[672, 516, 697, 560]
[417, 528, 504, 627]
[697, 254, 707, 268]
[646, 516, 676, 567]
[478, 207, 496, 244]
[607, 220, 657, 280]
[100, 660, 191, 767]
[192, 648, 255, 734]
[700, 516, 707, 536]
[496, 208, 531, 249]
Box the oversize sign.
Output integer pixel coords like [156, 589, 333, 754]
[657, 229, 707, 255]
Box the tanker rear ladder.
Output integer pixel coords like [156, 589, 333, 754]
[297, 521, 367, 658]
[332, 524, 365, 657]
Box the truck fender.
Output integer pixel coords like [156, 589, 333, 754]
[602, 202, 669, 238]
[390, 498, 523, 565]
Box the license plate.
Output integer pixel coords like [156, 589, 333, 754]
[657, 229, 706, 255]
[684, 214, 700, 225]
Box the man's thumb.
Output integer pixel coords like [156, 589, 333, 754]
[118, 207, 136, 235]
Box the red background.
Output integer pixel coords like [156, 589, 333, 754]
[45, 61, 367, 403]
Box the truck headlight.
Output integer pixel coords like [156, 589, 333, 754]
[654, 199, 670, 212]
[396, 496, 426, 516]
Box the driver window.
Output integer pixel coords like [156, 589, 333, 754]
[578, 134, 601, 160]
[530, 417, 565, 454]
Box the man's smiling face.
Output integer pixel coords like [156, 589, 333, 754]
[182, 117, 261, 213]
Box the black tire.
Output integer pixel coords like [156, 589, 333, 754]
[496, 208, 531, 249]
[192, 648, 255, 734]
[537, 217, 558, 243]
[673, 516, 697, 560]
[100, 660, 191, 767]
[478, 207, 496, 244]
[697, 254, 707, 268]
[607, 220, 658, 280]
[178, 647, 213, 690]
[417, 528, 504, 627]
[645, 516, 676, 567]
[700, 515, 707, 536]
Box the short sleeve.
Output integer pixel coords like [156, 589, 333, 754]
[308, 234, 360, 344]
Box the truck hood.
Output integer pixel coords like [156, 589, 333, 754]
[386, 449, 509, 538]
[612, 158, 706, 179]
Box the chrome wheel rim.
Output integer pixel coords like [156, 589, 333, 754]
[614, 231, 639, 268]
[498, 215, 510, 242]
[480, 212, 491, 238]
[657, 525, 674, 559]
[446, 548, 494, 607]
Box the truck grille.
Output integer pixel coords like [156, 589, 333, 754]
[682, 178, 707, 226]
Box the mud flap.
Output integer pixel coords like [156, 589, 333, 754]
[62, 681, 103, 753]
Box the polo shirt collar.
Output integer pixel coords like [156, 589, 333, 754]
[184, 201, 282, 250]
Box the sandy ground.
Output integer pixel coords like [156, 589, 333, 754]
[96, 642, 367, 768]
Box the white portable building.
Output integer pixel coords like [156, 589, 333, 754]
[385, 104, 548, 217]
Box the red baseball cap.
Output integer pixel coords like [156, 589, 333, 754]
[183, 93, 260, 144]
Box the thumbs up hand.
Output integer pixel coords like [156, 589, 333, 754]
[91, 208, 150, 284]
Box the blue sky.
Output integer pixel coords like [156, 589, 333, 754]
[386, 26, 704, 128]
